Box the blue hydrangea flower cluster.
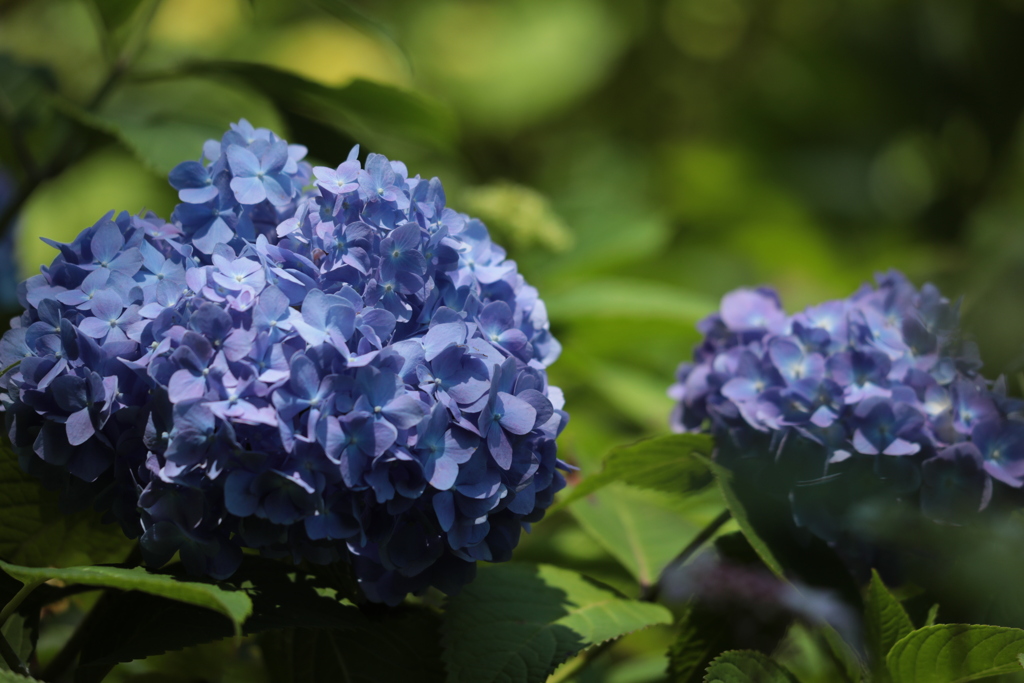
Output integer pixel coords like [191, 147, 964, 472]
[0, 120, 569, 603]
[671, 273, 1024, 534]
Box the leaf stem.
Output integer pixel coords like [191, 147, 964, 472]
[641, 509, 732, 602]
[0, 578, 44, 627]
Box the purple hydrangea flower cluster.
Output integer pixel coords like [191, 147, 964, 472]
[0, 120, 568, 604]
[671, 272, 1024, 533]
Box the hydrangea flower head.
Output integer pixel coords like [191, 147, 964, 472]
[0, 120, 568, 604]
[671, 273, 1022, 537]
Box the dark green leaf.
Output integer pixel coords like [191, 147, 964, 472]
[553, 434, 714, 512]
[668, 605, 730, 683]
[442, 562, 672, 683]
[0, 615, 32, 673]
[0, 669, 39, 682]
[306, 0, 399, 45]
[74, 559, 363, 678]
[0, 55, 55, 123]
[260, 606, 445, 683]
[0, 437, 132, 567]
[58, 76, 286, 174]
[712, 464, 785, 578]
[183, 61, 456, 153]
[886, 624, 1024, 683]
[864, 569, 913, 680]
[90, 0, 145, 35]
[703, 650, 799, 683]
[0, 560, 252, 636]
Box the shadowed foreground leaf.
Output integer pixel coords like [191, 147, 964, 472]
[442, 562, 672, 683]
[703, 650, 799, 683]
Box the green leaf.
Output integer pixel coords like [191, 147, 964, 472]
[74, 558, 363, 678]
[713, 464, 785, 578]
[260, 606, 445, 683]
[668, 605, 730, 683]
[703, 650, 800, 683]
[546, 279, 715, 323]
[553, 434, 714, 512]
[0, 561, 252, 636]
[442, 562, 673, 683]
[58, 76, 287, 175]
[90, 0, 145, 35]
[886, 624, 1024, 683]
[0, 615, 32, 672]
[0, 669, 39, 682]
[0, 438, 132, 567]
[569, 484, 727, 587]
[184, 61, 456, 153]
[924, 604, 940, 628]
[864, 569, 913, 680]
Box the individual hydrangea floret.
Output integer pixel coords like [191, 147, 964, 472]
[0, 120, 569, 604]
[670, 273, 1023, 535]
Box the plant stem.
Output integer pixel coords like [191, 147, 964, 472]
[641, 509, 732, 602]
[0, 579, 44, 627]
[0, 628, 31, 677]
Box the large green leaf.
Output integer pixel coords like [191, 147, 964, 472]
[886, 624, 1024, 683]
[441, 562, 673, 683]
[569, 484, 727, 588]
[703, 651, 800, 683]
[864, 569, 913, 681]
[0, 561, 252, 636]
[713, 465, 785, 578]
[184, 61, 456, 153]
[0, 670, 39, 682]
[553, 434, 714, 512]
[59, 76, 287, 175]
[0, 439, 131, 567]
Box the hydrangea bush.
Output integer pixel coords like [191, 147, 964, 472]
[670, 273, 1024, 541]
[0, 120, 568, 604]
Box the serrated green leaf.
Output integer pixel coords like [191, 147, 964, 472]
[553, 434, 714, 512]
[0, 561, 252, 636]
[865, 569, 913, 680]
[668, 605, 730, 683]
[0, 438, 131, 567]
[184, 61, 456, 153]
[569, 484, 727, 587]
[442, 562, 672, 683]
[546, 279, 715, 323]
[713, 464, 785, 578]
[886, 624, 1024, 683]
[703, 650, 800, 683]
[57, 76, 286, 175]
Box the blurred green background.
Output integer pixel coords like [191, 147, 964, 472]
[4, 0, 1024, 679]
